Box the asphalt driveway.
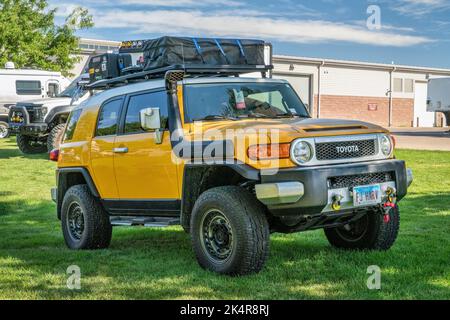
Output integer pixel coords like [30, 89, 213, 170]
[391, 127, 450, 151]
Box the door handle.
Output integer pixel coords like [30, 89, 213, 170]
[113, 147, 128, 154]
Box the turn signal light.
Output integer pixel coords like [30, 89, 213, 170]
[248, 144, 290, 160]
[49, 149, 60, 162]
[391, 135, 396, 148]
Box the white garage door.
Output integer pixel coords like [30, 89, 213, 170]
[414, 81, 435, 127]
[273, 74, 312, 113]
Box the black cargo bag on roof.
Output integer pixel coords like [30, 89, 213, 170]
[142, 36, 266, 71]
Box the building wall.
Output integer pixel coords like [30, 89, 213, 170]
[315, 95, 413, 127]
[273, 60, 442, 127]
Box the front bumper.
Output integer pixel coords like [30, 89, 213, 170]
[8, 106, 47, 135]
[257, 159, 410, 216]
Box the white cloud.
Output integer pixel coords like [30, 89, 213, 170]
[91, 9, 432, 47]
[121, 0, 244, 6]
[391, 0, 450, 16]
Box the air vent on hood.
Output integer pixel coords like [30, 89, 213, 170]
[303, 125, 367, 132]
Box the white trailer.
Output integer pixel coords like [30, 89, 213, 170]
[427, 78, 450, 128]
[0, 62, 71, 138]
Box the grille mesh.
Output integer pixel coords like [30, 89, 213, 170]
[25, 105, 44, 123]
[316, 139, 376, 160]
[328, 172, 395, 189]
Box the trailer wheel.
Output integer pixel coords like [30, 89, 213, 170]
[0, 122, 10, 139]
[47, 123, 66, 152]
[16, 134, 47, 154]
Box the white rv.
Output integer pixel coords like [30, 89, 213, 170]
[427, 78, 450, 128]
[0, 62, 71, 138]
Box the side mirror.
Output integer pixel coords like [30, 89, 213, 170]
[140, 107, 163, 144]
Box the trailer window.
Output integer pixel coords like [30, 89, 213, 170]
[16, 80, 42, 95]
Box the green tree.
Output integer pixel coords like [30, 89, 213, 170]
[0, 0, 93, 76]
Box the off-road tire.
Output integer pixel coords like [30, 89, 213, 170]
[324, 205, 400, 250]
[61, 185, 112, 250]
[0, 121, 10, 139]
[47, 123, 66, 152]
[16, 134, 47, 154]
[191, 186, 270, 276]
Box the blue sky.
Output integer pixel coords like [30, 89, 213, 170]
[50, 0, 450, 68]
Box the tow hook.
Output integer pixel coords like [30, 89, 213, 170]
[331, 194, 343, 211]
[382, 187, 397, 223]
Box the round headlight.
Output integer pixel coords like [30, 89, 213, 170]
[41, 107, 48, 115]
[380, 134, 393, 156]
[291, 140, 313, 164]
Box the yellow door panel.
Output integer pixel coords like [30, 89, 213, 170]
[114, 132, 179, 199]
[90, 136, 119, 199]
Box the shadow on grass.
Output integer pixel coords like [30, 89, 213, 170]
[0, 137, 47, 160]
[0, 193, 448, 299]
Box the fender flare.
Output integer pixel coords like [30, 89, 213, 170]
[56, 167, 99, 219]
[45, 105, 74, 124]
[180, 162, 260, 230]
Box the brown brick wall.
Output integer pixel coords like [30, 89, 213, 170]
[310, 95, 414, 127]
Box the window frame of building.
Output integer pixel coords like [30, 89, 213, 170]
[404, 79, 414, 93]
[393, 78, 403, 93]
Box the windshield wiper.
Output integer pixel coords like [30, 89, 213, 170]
[239, 113, 271, 119]
[274, 114, 295, 118]
[193, 115, 238, 121]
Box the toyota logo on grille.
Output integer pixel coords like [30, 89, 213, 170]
[336, 145, 359, 153]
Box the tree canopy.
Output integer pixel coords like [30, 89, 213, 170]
[0, 0, 93, 76]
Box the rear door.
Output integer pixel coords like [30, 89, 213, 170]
[90, 97, 124, 199]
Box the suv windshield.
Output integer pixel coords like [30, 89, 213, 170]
[57, 77, 87, 98]
[184, 82, 310, 122]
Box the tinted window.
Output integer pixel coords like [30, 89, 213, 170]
[124, 91, 168, 134]
[16, 80, 41, 95]
[96, 98, 122, 136]
[63, 109, 82, 141]
[184, 83, 309, 122]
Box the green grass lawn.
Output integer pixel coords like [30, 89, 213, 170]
[0, 136, 449, 300]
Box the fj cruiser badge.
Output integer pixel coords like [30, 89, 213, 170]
[336, 145, 359, 153]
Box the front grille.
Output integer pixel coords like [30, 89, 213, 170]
[316, 139, 376, 160]
[25, 105, 44, 123]
[328, 172, 395, 189]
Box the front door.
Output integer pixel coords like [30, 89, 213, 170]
[113, 90, 179, 201]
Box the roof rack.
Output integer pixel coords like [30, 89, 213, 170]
[85, 64, 273, 90]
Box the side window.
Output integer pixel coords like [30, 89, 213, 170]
[124, 91, 168, 134]
[16, 80, 42, 95]
[47, 83, 59, 97]
[96, 98, 123, 136]
[63, 109, 82, 141]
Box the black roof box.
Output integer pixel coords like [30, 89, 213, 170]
[142, 36, 266, 71]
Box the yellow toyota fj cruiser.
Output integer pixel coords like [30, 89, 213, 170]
[51, 37, 412, 275]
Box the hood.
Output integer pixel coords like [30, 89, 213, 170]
[16, 97, 72, 108]
[187, 117, 388, 143]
